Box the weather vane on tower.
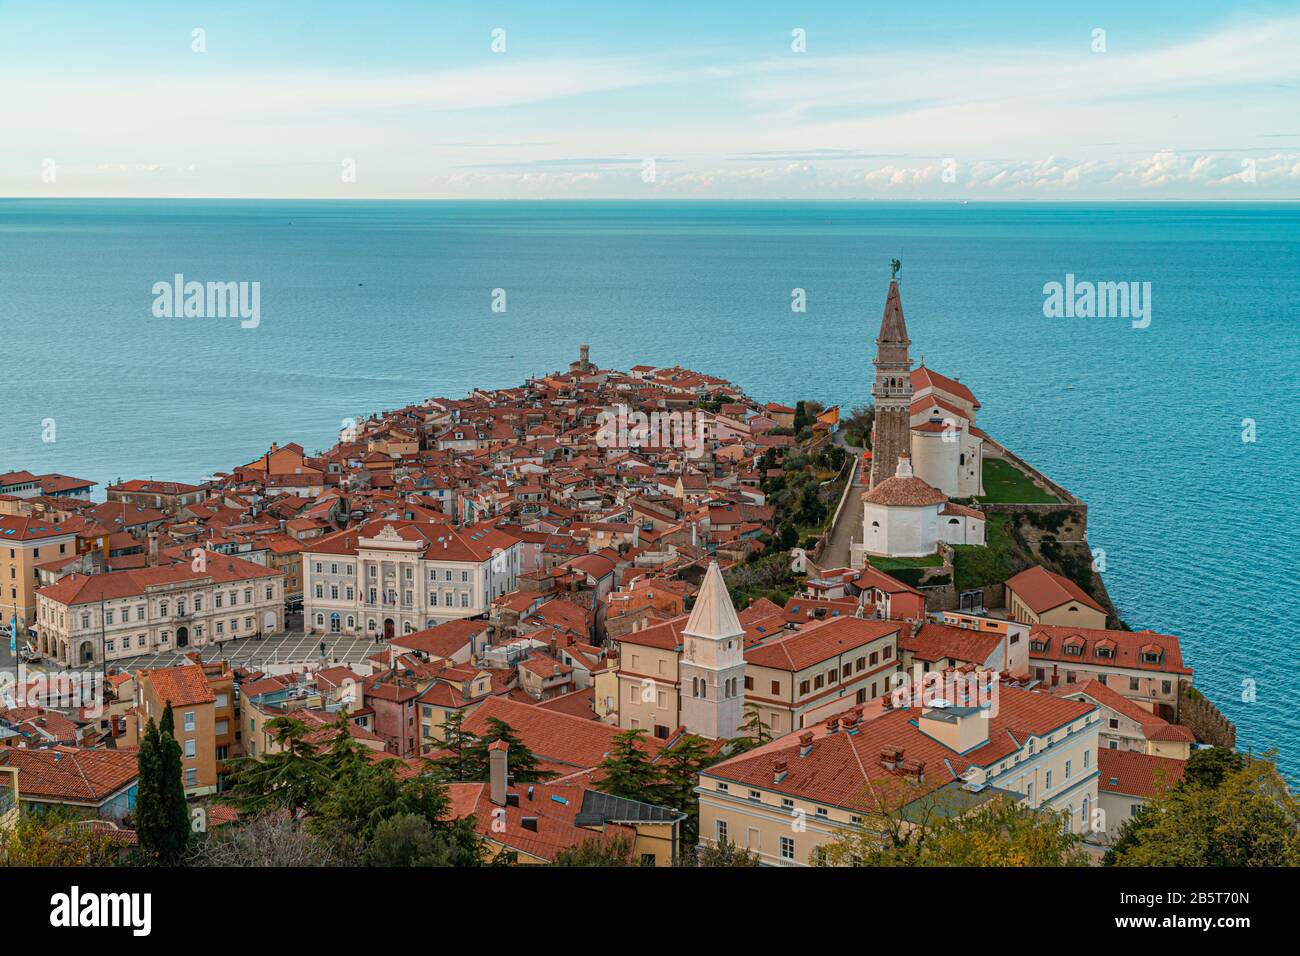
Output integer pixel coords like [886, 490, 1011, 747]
[890, 258, 901, 282]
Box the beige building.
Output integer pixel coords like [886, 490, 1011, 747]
[0, 515, 79, 643]
[1028, 624, 1191, 722]
[743, 616, 902, 737]
[1005, 565, 1107, 629]
[698, 685, 1101, 865]
[34, 552, 284, 666]
[1055, 679, 1194, 760]
[614, 561, 745, 741]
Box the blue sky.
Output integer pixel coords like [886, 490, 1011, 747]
[3, 0, 1298, 198]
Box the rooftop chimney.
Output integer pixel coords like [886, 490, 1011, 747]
[773, 759, 789, 785]
[798, 732, 814, 758]
[488, 740, 509, 806]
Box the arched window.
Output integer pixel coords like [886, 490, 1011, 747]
[871, 521, 880, 528]
[948, 518, 960, 525]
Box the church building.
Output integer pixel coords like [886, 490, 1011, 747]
[869, 271, 985, 498]
[861, 270, 987, 560]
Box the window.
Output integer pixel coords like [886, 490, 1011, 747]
[1065, 760, 1072, 780]
[716, 820, 728, 842]
[748, 789, 761, 802]
[770, 680, 780, 695]
[1045, 770, 1053, 790]
[799, 680, 810, 695]
[183, 711, 196, 732]
[1129, 677, 1140, 691]
[780, 836, 795, 860]
[1083, 749, 1090, 768]
[781, 798, 794, 811]
[185, 769, 197, 787]
[184, 738, 196, 758]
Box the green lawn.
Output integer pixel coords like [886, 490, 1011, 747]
[871, 554, 944, 572]
[952, 514, 1017, 591]
[977, 458, 1061, 504]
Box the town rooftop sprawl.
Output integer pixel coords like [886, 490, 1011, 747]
[0, 279, 1239, 866]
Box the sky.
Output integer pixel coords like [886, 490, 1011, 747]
[2, 0, 1299, 199]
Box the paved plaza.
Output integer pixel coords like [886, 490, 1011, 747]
[1, 630, 386, 677]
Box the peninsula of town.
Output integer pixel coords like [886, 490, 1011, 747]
[0, 277, 1264, 868]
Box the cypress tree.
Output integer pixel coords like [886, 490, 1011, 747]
[151, 703, 192, 863]
[134, 717, 163, 856]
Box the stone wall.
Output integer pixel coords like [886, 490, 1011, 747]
[1178, 682, 1237, 749]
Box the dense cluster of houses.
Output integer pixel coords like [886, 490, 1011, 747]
[0, 338, 1201, 864]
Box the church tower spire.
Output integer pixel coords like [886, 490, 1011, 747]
[869, 265, 914, 489]
[679, 560, 745, 740]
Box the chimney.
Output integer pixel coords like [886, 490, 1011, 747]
[798, 732, 814, 758]
[773, 759, 788, 785]
[826, 717, 840, 735]
[488, 740, 509, 806]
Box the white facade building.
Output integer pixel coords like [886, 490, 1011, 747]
[35, 552, 284, 666]
[858, 455, 985, 559]
[303, 520, 520, 639]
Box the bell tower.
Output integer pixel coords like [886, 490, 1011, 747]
[679, 561, 746, 740]
[869, 262, 914, 488]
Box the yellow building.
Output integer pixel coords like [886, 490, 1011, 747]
[698, 684, 1101, 865]
[0, 515, 79, 643]
[1005, 565, 1107, 629]
[135, 664, 218, 797]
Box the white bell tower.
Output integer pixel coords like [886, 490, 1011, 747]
[679, 561, 746, 739]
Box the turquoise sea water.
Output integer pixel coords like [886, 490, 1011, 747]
[1, 199, 1297, 775]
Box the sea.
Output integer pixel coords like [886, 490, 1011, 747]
[1, 199, 1297, 776]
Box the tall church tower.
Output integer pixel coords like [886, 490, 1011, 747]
[869, 267, 914, 489]
[679, 561, 746, 740]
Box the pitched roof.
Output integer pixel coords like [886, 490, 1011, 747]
[0, 746, 138, 804]
[1005, 565, 1105, 615]
[900, 622, 1004, 666]
[861, 473, 947, 507]
[1098, 748, 1186, 799]
[910, 366, 980, 408]
[1053, 679, 1195, 743]
[683, 560, 743, 640]
[37, 552, 280, 607]
[877, 279, 909, 344]
[1029, 624, 1191, 676]
[462, 697, 663, 776]
[746, 617, 900, 671]
[139, 664, 215, 708]
[704, 686, 1095, 814]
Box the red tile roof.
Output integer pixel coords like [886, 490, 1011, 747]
[900, 622, 1005, 666]
[139, 664, 215, 708]
[1029, 624, 1191, 676]
[1098, 748, 1185, 799]
[746, 617, 900, 671]
[0, 746, 138, 803]
[1006, 565, 1105, 615]
[463, 696, 663, 776]
[704, 686, 1095, 813]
